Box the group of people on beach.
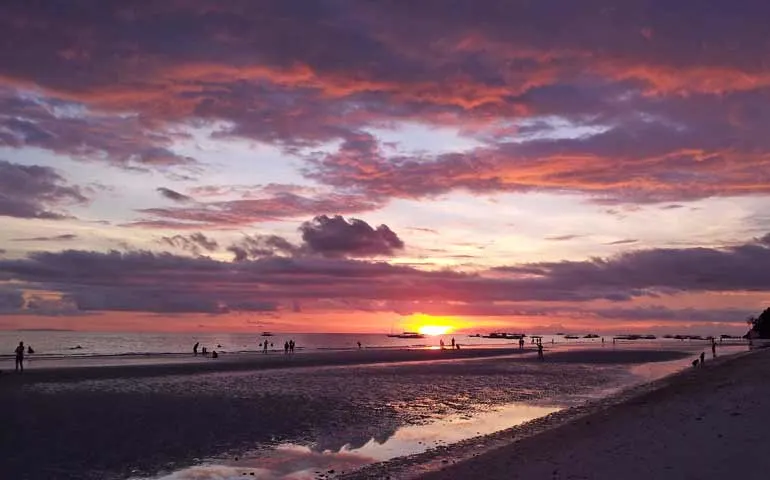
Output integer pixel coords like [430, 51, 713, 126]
[440, 338, 462, 350]
[192, 342, 219, 359]
[283, 340, 296, 354]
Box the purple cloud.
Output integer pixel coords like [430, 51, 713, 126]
[157, 187, 193, 203]
[2, 234, 770, 315]
[299, 215, 405, 258]
[0, 159, 87, 219]
[159, 233, 219, 256]
[12, 234, 78, 242]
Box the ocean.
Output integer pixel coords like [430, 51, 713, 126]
[1, 330, 588, 358]
[1, 330, 731, 360]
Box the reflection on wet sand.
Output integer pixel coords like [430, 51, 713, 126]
[149, 404, 560, 480]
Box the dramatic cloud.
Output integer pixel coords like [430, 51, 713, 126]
[227, 234, 300, 262]
[299, 215, 404, 258]
[159, 233, 218, 256]
[226, 216, 404, 261]
[156, 187, 193, 203]
[0, 289, 24, 313]
[2, 235, 770, 315]
[1, 2, 769, 204]
[0, 89, 198, 172]
[133, 192, 383, 228]
[0, 160, 87, 219]
[12, 234, 78, 242]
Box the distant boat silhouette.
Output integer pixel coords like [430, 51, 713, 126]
[261, 332, 274, 337]
[387, 331, 425, 339]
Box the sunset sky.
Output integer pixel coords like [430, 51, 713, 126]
[1, 1, 769, 334]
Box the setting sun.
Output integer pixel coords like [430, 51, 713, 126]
[417, 325, 454, 336]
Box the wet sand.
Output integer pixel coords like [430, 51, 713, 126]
[2, 346, 532, 384]
[0, 347, 696, 480]
[361, 348, 769, 480]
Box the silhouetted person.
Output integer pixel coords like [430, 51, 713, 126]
[451, 338, 455, 348]
[357, 341, 362, 350]
[699, 351, 705, 366]
[289, 339, 295, 353]
[27, 345, 34, 354]
[537, 343, 544, 360]
[455, 343, 460, 350]
[602, 337, 605, 345]
[202, 346, 207, 356]
[263, 341, 268, 354]
[711, 341, 717, 358]
[284, 341, 289, 354]
[193, 342, 199, 356]
[519, 338, 524, 349]
[440, 339, 445, 350]
[15, 341, 24, 373]
[212, 350, 218, 359]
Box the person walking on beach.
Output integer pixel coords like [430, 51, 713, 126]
[711, 339, 717, 358]
[15, 341, 25, 373]
[537, 342, 544, 360]
[193, 342, 199, 356]
[700, 351, 705, 366]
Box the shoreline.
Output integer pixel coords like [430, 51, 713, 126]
[341, 347, 761, 480]
[1, 346, 539, 384]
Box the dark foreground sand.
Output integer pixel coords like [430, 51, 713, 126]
[352, 348, 769, 480]
[0, 347, 689, 480]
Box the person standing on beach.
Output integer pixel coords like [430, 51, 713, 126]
[357, 341, 362, 350]
[519, 337, 524, 349]
[440, 339, 445, 350]
[263, 341, 268, 354]
[193, 342, 199, 356]
[15, 341, 25, 373]
[537, 342, 544, 360]
[451, 337, 455, 349]
[289, 339, 295, 353]
[700, 351, 705, 366]
[711, 339, 717, 358]
[284, 341, 289, 354]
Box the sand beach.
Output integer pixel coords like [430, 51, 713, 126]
[351, 347, 769, 480]
[1, 343, 750, 479]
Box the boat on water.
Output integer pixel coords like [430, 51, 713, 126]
[482, 332, 526, 339]
[387, 331, 426, 339]
[261, 332, 274, 337]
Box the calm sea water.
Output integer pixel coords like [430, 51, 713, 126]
[0, 331, 545, 358]
[0, 330, 716, 359]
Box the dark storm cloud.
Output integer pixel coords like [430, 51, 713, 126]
[2, 235, 770, 315]
[156, 187, 193, 203]
[0, 159, 87, 219]
[159, 232, 218, 256]
[299, 215, 404, 258]
[1, 1, 770, 205]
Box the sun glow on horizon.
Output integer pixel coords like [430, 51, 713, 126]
[417, 324, 454, 336]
